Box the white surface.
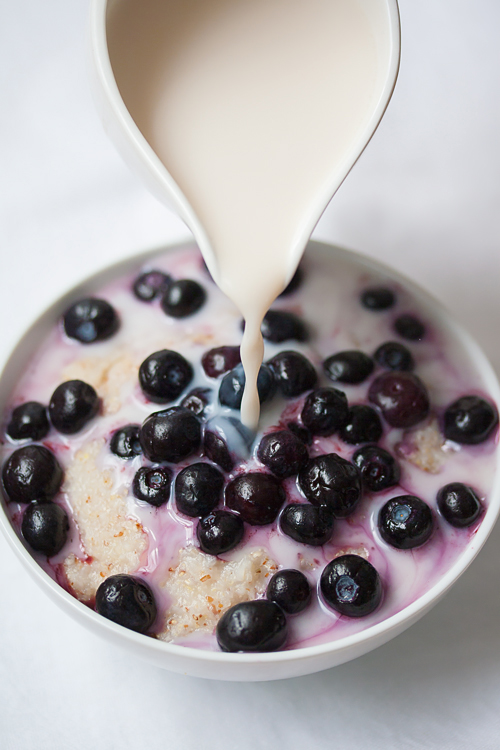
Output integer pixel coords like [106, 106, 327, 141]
[1, 0, 500, 747]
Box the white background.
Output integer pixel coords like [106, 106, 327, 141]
[1, 1, 500, 747]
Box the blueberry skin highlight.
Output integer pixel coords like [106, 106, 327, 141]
[49, 380, 99, 434]
[352, 445, 400, 492]
[139, 350, 193, 404]
[2, 445, 63, 503]
[360, 287, 395, 311]
[339, 405, 383, 445]
[279, 503, 335, 546]
[216, 600, 288, 652]
[298, 454, 362, 518]
[161, 279, 206, 318]
[323, 351, 374, 385]
[21, 502, 69, 557]
[95, 575, 157, 634]
[268, 351, 317, 398]
[320, 555, 382, 617]
[63, 298, 119, 343]
[266, 569, 311, 614]
[368, 372, 430, 429]
[301, 387, 349, 437]
[437, 483, 482, 528]
[140, 407, 202, 463]
[260, 310, 309, 343]
[132, 270, 171, 301]
[133, 467, 172, 507]
[257, 430, 309, 478]
[379, 495, 434, 549]
[443, 396, 498, 445]
[225, 473, 285, 526]
[394, 314, 426, 341]
[219, 363, 276, 410]
[203, 430, 234, 472]
[175, 463, 224, 517]
[7, 402, 49, 442]
[110, 425, 142, 459]
[197, 510, 245, 555]
[374, 341, 414, 372]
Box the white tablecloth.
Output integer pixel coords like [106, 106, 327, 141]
[1, 2, 500, 748]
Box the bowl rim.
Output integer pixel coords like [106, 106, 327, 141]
[0, 238, 499, 668]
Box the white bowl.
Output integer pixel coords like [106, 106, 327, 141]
[0, 240, 499, 681]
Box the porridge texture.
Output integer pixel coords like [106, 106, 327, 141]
[1, 243, 498, 652]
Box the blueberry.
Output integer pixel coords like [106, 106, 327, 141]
[323, 351, 374, 385]
[298, 454, 362, 518]
[374, 341, 414, 371]
[286, 422, 312, 446]
[257, 430, 308, 478]
[95, 574, 157, 634]
[394, 314, 426, 341]
[339, 405, 383, 445]
[320, 555, 382, 617]
[110, 424, 142, 459]
[437, 482, 482, 528]
[259, 310, 309, 343]
[2, 445, 63, 503]
[132, 466, 172, 507]
[140, 407, 201, 463]
[216, 600, 287, 652]
[368, 372, 430, 428]
[225, 473, 285, 525]
[379, 495, 434, 549]
[180, 388, 211, 416]
[49, 380, 99, 434]
[161, 279, 206, 318]
[139, 350, 193, 404]
[268, 351, 317, 397]
[301, 388, 349, 437]
[279, 265, 304, 297]
[266, 569, 311, 614]
[279, 502, 334, 546]
[360, 287, 396, 311]
[197, 510, 245, 555]
[21, 501, 69, 557]
[132, 269, 171, 301]
[203, 430, 234, 472]
[202, 346, 241, 378]
[7, 402, 49, 441]
[443, 395, 498, 445]
[352, 445, 400, 492]
[175, 462, 224, 517]
[63, 298, 119, 343]
[219, 363, 276, 410]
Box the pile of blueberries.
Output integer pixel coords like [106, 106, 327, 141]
[1, 265, 498, 652]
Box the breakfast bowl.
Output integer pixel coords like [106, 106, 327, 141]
[0, 239, 499, 682]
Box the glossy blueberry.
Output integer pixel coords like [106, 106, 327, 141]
[2, 445, 63, 503]
[374, 341, 414, 371]
[320, 555, 382, 617]
[132, 269, 171, 301]
[95, 574, 157, 634]
[266, 569, 311, 614]
[394, 314, 426, 341]
[279, 265, 304, 297]
[360, 287, 395, 311]
[197, 510, 245, 555]
[202, 346, 241, 378]
[260, 310, 309, 343]
[437, 482, 482, 528]
[443, 395, 498, 445]
[21, 502, 69, 557]
[339, 405, 383, 445]
[161, 279, 206, 318]
[132, 466, 172, 507]
[139, 349, 193, 404]
[279, 503, 334, 546]
[175, 462, 224, 517]
[368, 372, 430, 428]
[110, 424, 142, 459]
[219, 363, 276, 410]
[352, 445, 400, 492]
[7, 402, 49, 441]
[180, 388, 211, 416]
[203, 430, 234, 472]
[298, 454, 362, 518]
[140, 407, 202, 463]
[268, 351, 317, 398]
[301, 387, 348, 437]
[257, 430, 308, 478]
[63, 298, 119, 343]
[379, 495, 434, 549]
[49, 380, 99, 434]
[225, 473, 285, 526]
[323, 351, 374, 385]
[286, 422, 312, 446]
[216, 600, 287, 652]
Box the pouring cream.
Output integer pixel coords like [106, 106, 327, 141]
[102, 0, 399, 428]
